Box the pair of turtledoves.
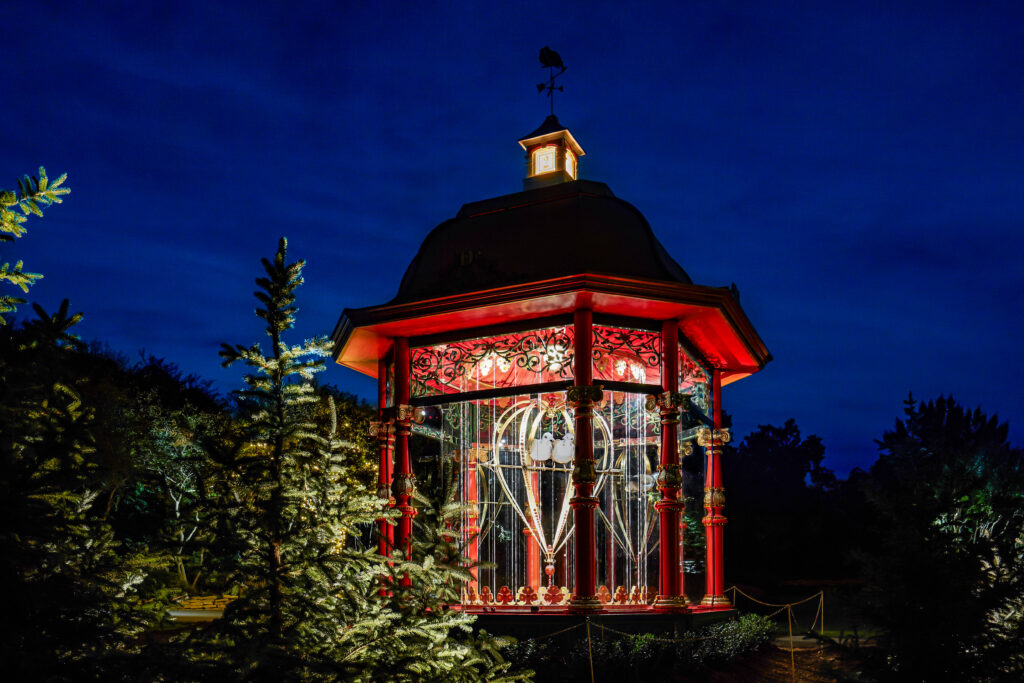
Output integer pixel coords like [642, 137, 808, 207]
[529, 432, 575, 464]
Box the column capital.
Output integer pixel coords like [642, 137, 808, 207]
[566, 384, 603, 406]
[696, 427, 731, 447]
[394, 404, 418, 423]
[454, 447, 488, 464]
[645, 391, 691, 413]
[368, 418, 395, 439]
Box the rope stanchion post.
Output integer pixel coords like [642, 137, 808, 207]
[585, 617, 595, 683]
[787, 605, 796, 683]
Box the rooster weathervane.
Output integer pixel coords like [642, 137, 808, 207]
[537, 46, 566, 116]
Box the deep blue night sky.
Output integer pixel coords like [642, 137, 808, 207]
[5, 1, 1023, 475]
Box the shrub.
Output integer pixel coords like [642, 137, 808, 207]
[502, 613, 773, 682]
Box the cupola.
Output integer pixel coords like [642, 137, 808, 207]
[518, 114, 585, 190]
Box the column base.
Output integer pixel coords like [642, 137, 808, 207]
[700, 594, 732, 608]
[568, 596, 603, 612]
[652, 595, 689, 610]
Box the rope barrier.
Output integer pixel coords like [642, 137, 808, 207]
[597, 622, 726, 644]
[530, 622, 584, 640]
[519, 587, 827, 683]
[725, 586, 828, 683]
[729, 585, 823, 608]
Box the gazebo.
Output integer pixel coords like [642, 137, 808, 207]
[332, 115, 770, 614]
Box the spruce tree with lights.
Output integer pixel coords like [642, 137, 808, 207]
[1, 167, 69, 323]
[197, 238, 524, 682]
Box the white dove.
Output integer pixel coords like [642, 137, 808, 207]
[551, 433, 575, 464]
[530, 432, 554, 463]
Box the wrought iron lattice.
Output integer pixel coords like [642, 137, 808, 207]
[410, 326, 575, 397]
[592, 326, 662, 384]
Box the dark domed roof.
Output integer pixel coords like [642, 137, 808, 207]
[392, 179, 691, 303]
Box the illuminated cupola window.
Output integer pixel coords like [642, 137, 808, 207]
[532, 145, 558, 175]
[518, 114, 585, 190]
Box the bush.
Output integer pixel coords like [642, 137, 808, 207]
[693, 614, 775, 665]
[502, 613, 773, 682]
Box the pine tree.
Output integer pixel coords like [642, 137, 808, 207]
[198, 238, 526, 681]
[0, 168, 69, 323]
[0, 302, 158, 681]
[860, 396, 1024, 681]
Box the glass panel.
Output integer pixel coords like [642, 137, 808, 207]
[410, 325, 574, 398]
[678, 346, 710, 415]
[565, 149, 577, 179]
[385, 361, 395, 408]
[592, 325, 661, 386]
[448, 389, 658, 607]
[532, 145, 557, 175]
[593, 390, 660, 603]
[678, 349, 708, 574]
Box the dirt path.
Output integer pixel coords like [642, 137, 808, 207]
[707, 645, 861, 682]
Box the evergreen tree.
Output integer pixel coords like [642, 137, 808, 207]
[1, 167, 69, 322]
[859, 396, 1024, 682]
[192, 238, 525, 681]
[0, 302, 159, 681]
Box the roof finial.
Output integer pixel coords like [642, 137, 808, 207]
[536, 46, 566, 116]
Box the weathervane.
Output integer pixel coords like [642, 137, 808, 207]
[536, 46, 566, 116]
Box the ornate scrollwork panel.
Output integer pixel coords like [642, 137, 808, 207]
[592, 326, 661, 384]
[409, 326, 576, 397]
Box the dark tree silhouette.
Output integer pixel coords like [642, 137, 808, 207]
[857, 396, 1024, 682]
[723, 419, 846, 582]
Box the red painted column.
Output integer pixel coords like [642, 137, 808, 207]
[700, 369, 731, 607]
[569, 309, 601, 610]
[391, 338, 416, 586]
[374, 358, 395, 558]
[464, 449, 479, 594]
[524, 471, 542, 588]
[653, 321, 688, 609]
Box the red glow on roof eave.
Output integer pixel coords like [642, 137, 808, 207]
[332, 273, 770, 381]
